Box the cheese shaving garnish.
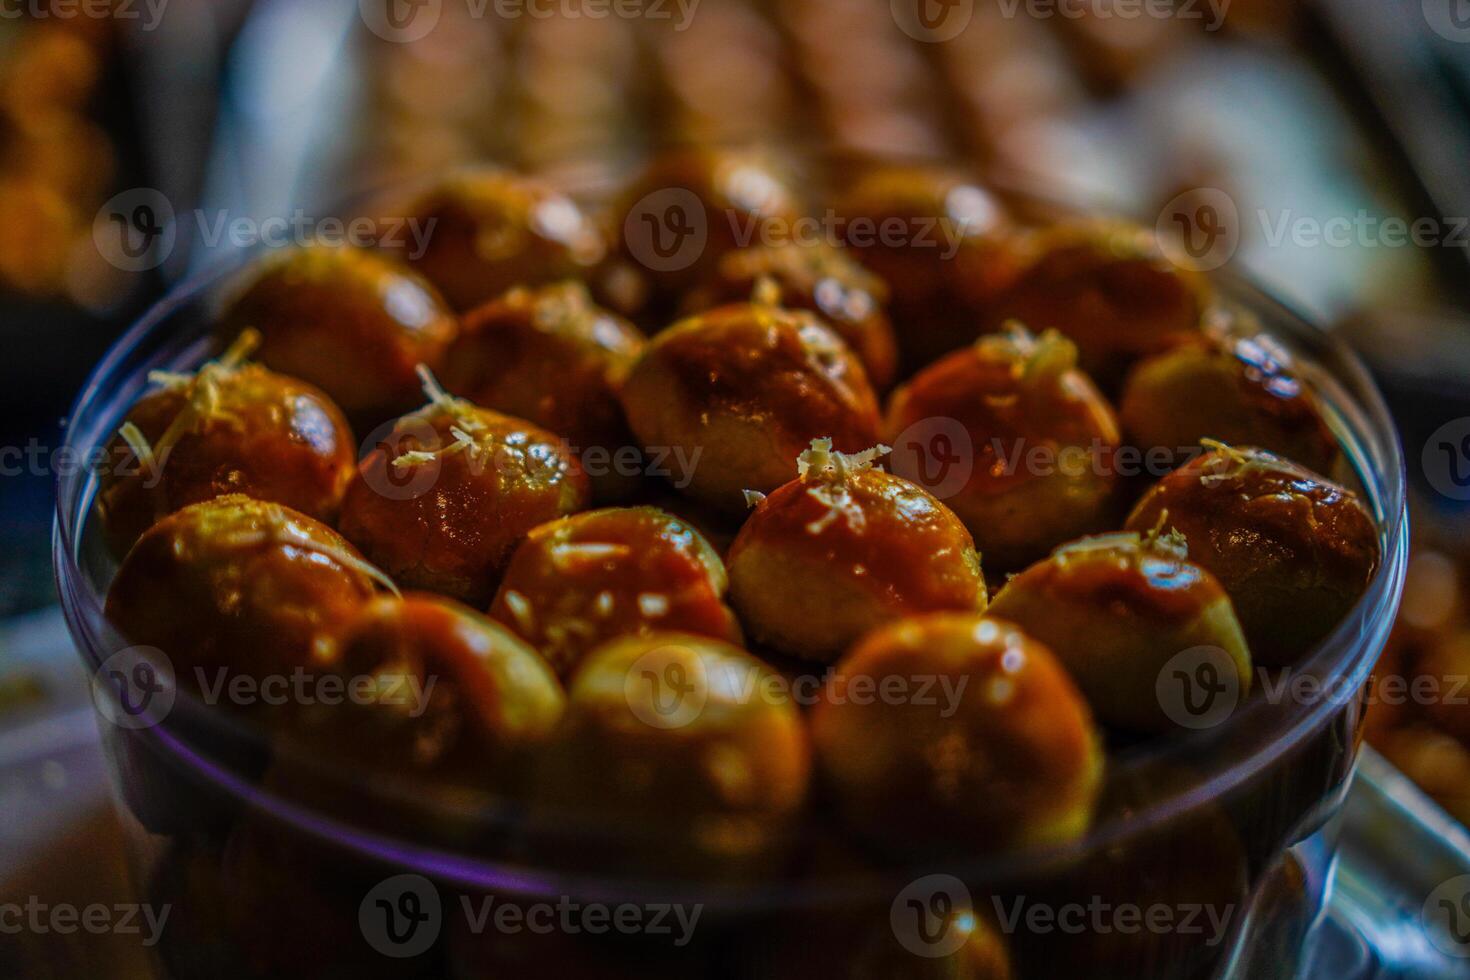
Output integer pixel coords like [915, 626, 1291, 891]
[795, 438, 890, 535]
[124, 329, 263, 488]
[1052, 522, 1188, 567]
[392, 367, 492, 471]
[1198, 438, 1272, 486]
[977, 322, 1077, 384]
[742, 489, 767, 509]
[1140, 507, 1189, 558]
[796, 438, 890, 483]
[502, 590, 535, 633]
[751, 274, 783, 308]
[117, 422, 163, 490]
[263, 517, 401, 597]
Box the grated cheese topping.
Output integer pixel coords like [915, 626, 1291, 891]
[977, 321, 1077, 384]
[1053, 519, 1188, 567]
[392, 366, 491, 471]
[125, 329, 263, 490]
[1197, 438, 1274, 487]
[750, 274, 783, 308]
[224, 511, 402, 597]
[795, 438, 891, 535]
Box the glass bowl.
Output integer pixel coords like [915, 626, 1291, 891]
[54, 202, 1407, 979]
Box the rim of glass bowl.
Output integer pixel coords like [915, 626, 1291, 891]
[52, 233, 1407, 910]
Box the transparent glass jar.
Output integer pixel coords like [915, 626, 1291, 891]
[55, 224, 1408, 979]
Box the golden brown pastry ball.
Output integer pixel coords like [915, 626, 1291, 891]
[812, 613, 1102, 856]
[831, 163, 1027, 371]
[339, 372, 589, 606]
[388, 167, 606, 312]
[97, 331, 356, 557]
[1125, 444, 1379, 666]
[104, 495, 381, 691]
[529, 632, 810, 880]
[727, 441, 988, 663]
[489, 506, 741, 678]
[992, 221, 1207, 388]
[286, 593, 565, 790]
[1119, 319, 1339, 475]
[620, 301, 881, 513]
[885, 325, 1122, 572]
[439, 281, 646, 501]
[988, 530, 1252, 733]
[217, 243, 458, 426]
[606, 146, 803, 321]
[684, 241, 900, 389]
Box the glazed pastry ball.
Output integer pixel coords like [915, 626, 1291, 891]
[216, 242, 458, 426]
[988, 531, 1252, 733]
[812, 613, 1102, 856]
[607, 146, 802, 318]
[105, 495, 382, 687]
[620, 301, 881, 512]
[683, 241, 900, 389]
[529, 633, 810, 880]
[1119, 321, 1339, 475]
[1125, 445, 1379, 666]
[97, 331, 356, 558]
[885, 325, 1122, 573]
[727, 441, 988, 663]
[489, 506, 742, 678]
[831, 163, 1025, 370]
[438, 280, 646, 502]
[285, 593, 565, 793]
[993, 221, 1207, 387]
[389, 167, 606, 312]
[338, 372, 590, 607]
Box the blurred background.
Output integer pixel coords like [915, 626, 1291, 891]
[1, 0, 1469, 974]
